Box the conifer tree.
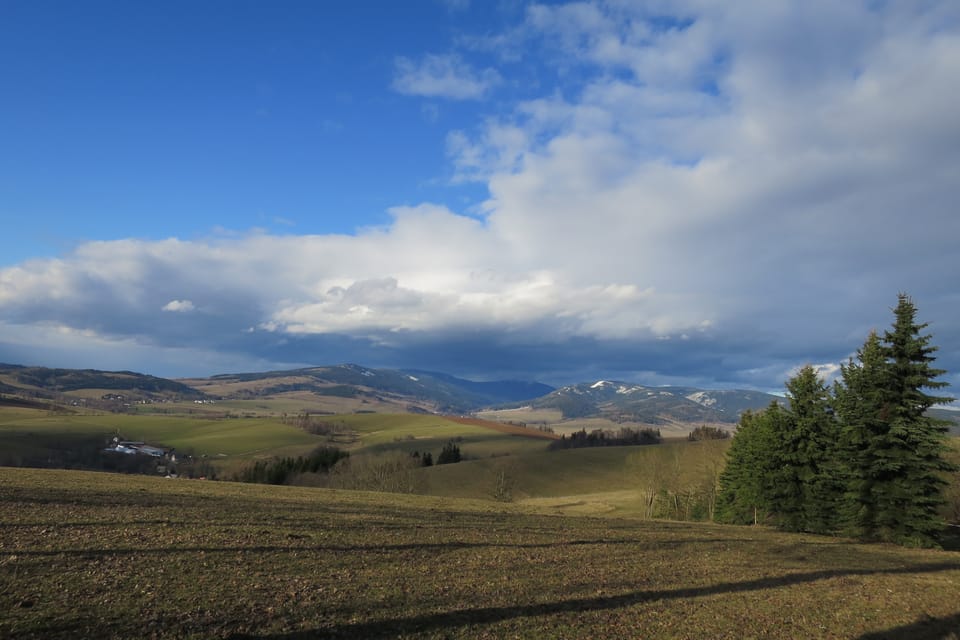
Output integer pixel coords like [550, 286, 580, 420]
[762, 399, 806, 532]
[835, 331, 889, 539]
[785, 365, 841, 534]
[837, 294, 954, 546]
[716, 406, 781, 525]
[437, 441, 462, 465]
[879, 294, 954, 545]
[717, 295, 953, 547]
[743, 366, 839, 533]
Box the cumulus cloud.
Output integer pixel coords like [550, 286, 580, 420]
[1, 1, 959, 394]
[162, 299, 195, 313]
[392, 53, 501, 100]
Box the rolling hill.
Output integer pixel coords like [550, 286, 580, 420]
[184, 363, 555, 413]
[4, 361, 955, 434]
[0, 363, 204, 404]
[181, 366, 787, 423]
[0, 360, 820, 428]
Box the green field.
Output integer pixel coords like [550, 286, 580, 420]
[3, 467, 960, 639]
[5, 405, 957, 528]
[332, 413, 552, 457]
[0, 408, 557, 477]
[0, 408, 323, 458]
[416, 439, 730, 516]
[0, 407, 798, 519]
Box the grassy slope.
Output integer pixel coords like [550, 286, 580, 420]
[0, 406, 729, 513]
[420, 440, 730, 515]
[0, 408, 555, 476]
[475, 406, 721, 437]
[0, 407, 323, 459]
[3, 405, 952, 524]
[335, 413, 552, 458]
[422, 446, 637, 500]
[3, 467, 960, 639]
[161, 393, 418, 416]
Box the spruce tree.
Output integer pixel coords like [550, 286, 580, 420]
[837, 294, 954, 546]
[716, 405, 781, 525]
[835, 331, 890, 540]
[783, 365, 841, 534]
[764, 398, 806, 532]
[747, 366, 839, 533]
[437, 441, 462, 465]
[878, 294, 954, 546]
[717, 295, 953, 547]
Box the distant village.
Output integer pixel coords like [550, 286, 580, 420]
[64, 392, 218, 411]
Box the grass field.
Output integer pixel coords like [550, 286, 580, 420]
[476, 407, 565, 424]
[3, 467, 960, 639]
[418, 440, 730, 516]
[0, 408, 559, 478]
[0, 406, 746, 517]
[0, 409, 324, 458]
[474, 407, 728, 438]
[333, 413, 554, 458]
[422, 446, 641, 500]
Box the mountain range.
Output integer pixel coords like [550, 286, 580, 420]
[191, 364, 555, 414]
[0, 361, 791, 423]
[3, 361, 957, 428]
[530, 380, 784, 424]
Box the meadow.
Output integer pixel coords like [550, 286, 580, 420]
[0, 404, 725, 510]
[4, 404, 957, 523]
[474, 406, 728, 438]
[3, 467, 960, 639]
[420, 440, 729, 518]
[0, 407, 324, 476]
[0, 407, 559, 478]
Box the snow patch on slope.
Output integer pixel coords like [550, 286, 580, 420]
[687, 391, 717, 407]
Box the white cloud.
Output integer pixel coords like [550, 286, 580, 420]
[1, 1, 959, 391]
[392, 53, 501, 100]
[162, 299, 195, 313]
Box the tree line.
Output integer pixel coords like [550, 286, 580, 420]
[234, 440, 465, 487]
[233, 446, 349, 485]
[549, 426, 661, 450]
[687, 425, 730, 441]
[716, 294, 955, 547]
[410, 440, 462, 466]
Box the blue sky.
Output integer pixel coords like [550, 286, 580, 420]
[1, 1, 959, 398]
[1, 1, 504, 258]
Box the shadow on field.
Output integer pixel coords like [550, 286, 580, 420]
[0, 519, 198, 529]
[856, 612, 960, 639]
[8, 537, 735, 558]
[228, 562, 960, 640]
